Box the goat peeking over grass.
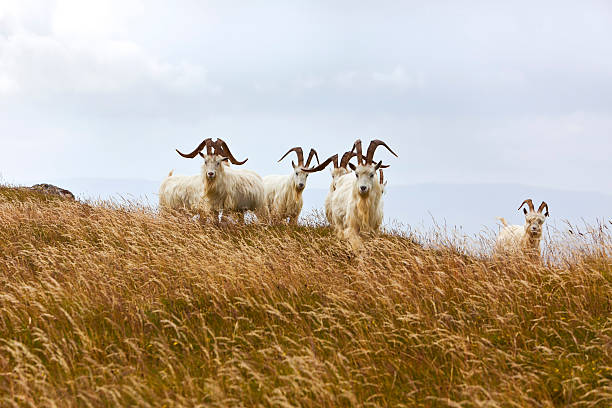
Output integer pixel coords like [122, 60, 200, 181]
[495, 198, 549, 260]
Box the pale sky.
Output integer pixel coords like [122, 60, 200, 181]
[1, 0, 612, 193]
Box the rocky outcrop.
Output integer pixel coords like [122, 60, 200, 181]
[28, 184, 75, 200]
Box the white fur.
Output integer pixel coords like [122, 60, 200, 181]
[329, 167, 351, 192]
[327, 165, 384, 248]
[263, 169, 308, 224]
[325, 167, 386, 227]
[159, 171, 204, 212]
[494, 213, 546, 258]
[323, 167, 351, 224]
[159, 156, 265, 219]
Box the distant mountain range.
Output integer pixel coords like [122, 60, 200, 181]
[33, 177, 611, 235]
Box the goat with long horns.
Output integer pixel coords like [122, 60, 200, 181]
[325, 139, 398, 249]
[262, 146, 321, 224]
[494, 198, 550, 260]
[159, 138, 266, 222]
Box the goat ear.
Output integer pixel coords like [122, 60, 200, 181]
[198, 152, 205, 158]
[523, 208, 528, 215]
[374, 160, 383, 170]
[291, 160, 296, 169]
[220, 157, 229, 162]
[545, 211, 549, 217]
[348, 163, 356, 171]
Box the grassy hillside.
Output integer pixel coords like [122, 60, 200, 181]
[0, 186, 610, 407]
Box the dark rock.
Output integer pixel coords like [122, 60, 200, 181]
[29, 184, 75, 200]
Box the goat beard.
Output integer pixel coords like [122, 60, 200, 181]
[353, 186, 381, 232]
[521, 230, 542, 251]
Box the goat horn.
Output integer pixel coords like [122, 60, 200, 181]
[340, 149, 356, 169]
[518, 199, 535, 212]
[365, 139, 398, 164]
[305, 148, 320, 168]
[538, 201, 549, 216]
[215, 138, 248, 165]
[176, 138, 213, 158]
[278, 147, 304, 166]
[303, 154, 338, 173]
[353, 139, 364, 165]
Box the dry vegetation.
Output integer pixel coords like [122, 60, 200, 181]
[0, 186, 611, 407]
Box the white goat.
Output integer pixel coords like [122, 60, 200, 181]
[159, 138, 265, 221]
[158, 168, 204, 213]
[495, 199, 549, 259]
[327, 139, 398, 249]
[303, 149, 357, 225]
[263, 147, 319, 224]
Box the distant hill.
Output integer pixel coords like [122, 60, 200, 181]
[35, 178, 611, 235]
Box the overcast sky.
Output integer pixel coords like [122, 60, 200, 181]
[1, 0, 611, 193]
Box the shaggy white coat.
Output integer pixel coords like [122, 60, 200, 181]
[159, 171, 203, 212]
[327, 166, 384, 248]
[325, 168, 386, 227]
[494, 213, 546, 258]
[263, 174, 306, 223]
[159, 159, 265, 217]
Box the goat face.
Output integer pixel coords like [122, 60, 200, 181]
[291, 163, 309, 192]
[524, 212, 546, 238]
[202, 155, 229, 180]
[349, 163, 379, 197]
[329, 167, 350, 191]
[331, 167, 350, 181]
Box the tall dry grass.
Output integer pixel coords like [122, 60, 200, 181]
[0, 186, 610, 407]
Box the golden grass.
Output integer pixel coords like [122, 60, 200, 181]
[0, 186, 610, 407]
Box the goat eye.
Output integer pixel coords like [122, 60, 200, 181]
[370, 173, 374, 178]
[355, 174, 359, 178]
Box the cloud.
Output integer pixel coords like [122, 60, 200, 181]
[371, 66, 425, 90]
[285, 67, 425, 95]
[0, 1, 217, 97]
[0, 0, 611, 198]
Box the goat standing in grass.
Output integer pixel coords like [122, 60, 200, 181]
[159, 138, 218, 214]
[263, 147, 320, 224]
[495, 199, 549, 259]
[327, 139, 398, 249]
[304, 149, 357, 226]
[160, 138, 265, 222]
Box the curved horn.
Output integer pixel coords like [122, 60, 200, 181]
[538, 201, 549, 216]
[353, 139, 364, 165]
[305, 148, 320, 168]
[215, 139, 248, 165]
[340, 150, 356, 169]
[176, 138, 213, 158]
[518, 199, 535, 213]
[206, 138, 215, 155]
[278, 147, 304, 166]
[303, 154, 338, 173]
[365, 139, 398, 164]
